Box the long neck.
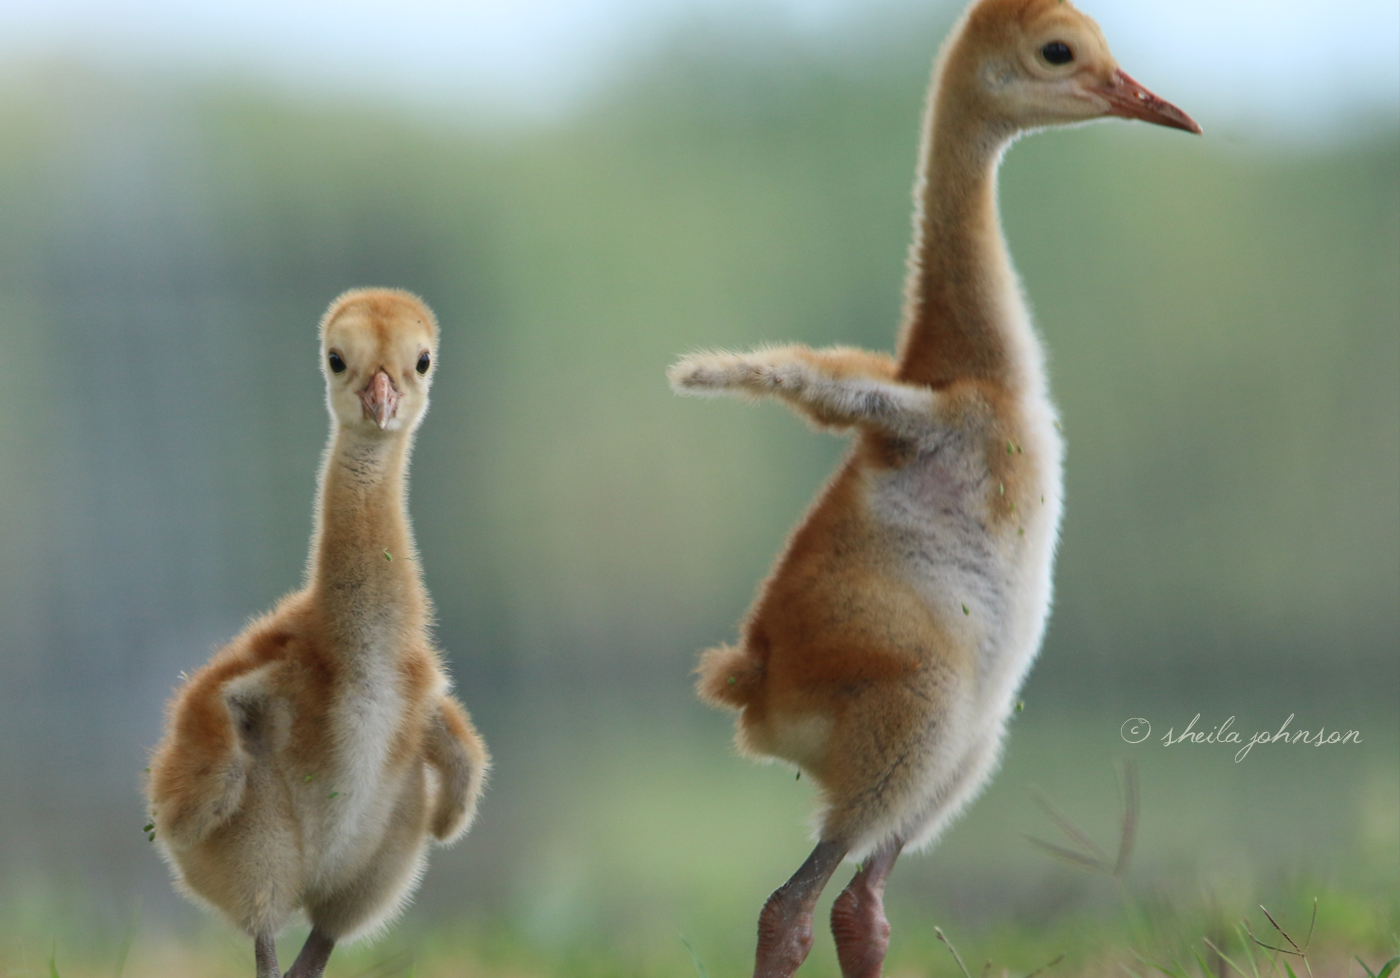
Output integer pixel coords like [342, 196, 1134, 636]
[896, 71, 1028, 388]
[307, 426, 428, 649]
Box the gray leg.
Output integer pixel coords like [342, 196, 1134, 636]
[830, 840, 903, 978]
[754, 840, 847, 978]
[284, 928, 335, 978]
[254, 932, 281, 978]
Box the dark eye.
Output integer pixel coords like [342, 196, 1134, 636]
[328, 351, 346, 374]
[1041, 41, 1074, 66]
[416, 352, 431, 375]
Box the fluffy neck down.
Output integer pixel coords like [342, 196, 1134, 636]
[897, 48, 1037, 392]
[307, 425, 428, 651]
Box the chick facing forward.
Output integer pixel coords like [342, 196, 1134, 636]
[147, 290, 489, 978]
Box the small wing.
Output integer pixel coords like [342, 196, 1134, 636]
[422, 695, 490, 844]
[669, 345, 940, 437]
[147, 662, 283, 848]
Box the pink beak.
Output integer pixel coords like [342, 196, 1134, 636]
[358, 369, 400, 429]
[1097, 68, 1202, 135]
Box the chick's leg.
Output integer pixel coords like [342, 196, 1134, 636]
[254, 932, 280, 978]
[830, 840, 903, 978]
[284, 928, 334, 978]
[754, 840, 847, 978]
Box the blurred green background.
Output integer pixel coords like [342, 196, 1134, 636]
[0, 0, 1396, 974]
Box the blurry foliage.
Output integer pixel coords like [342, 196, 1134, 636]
[1, 38, 1394, 686]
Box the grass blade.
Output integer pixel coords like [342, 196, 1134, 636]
[1029, 787, 1108, 863]
[1114, 761, 1140, 879]
[1260, 906, 1303, 954]
[680, 935, 710, 978]
[1246, 921, 1297, 958]
[1023, 953, 1065, 978]
[1205, 937, 1250, 978]
[936, 926, 975, 978]
[1023, 835, 1109, 873]
[1133, 950, 1187, 978]
[113, 900, 141, 978]
[1369, 957, 1400, 978]
[1234, 923, 1265, 978]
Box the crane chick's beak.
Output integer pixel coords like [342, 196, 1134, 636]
[1097, 69, 1202, 135]
[358, 370, 401, 429]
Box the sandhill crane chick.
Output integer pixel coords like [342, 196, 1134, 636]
[669, 1, 1199, 975]
[147, 289, 489, 978]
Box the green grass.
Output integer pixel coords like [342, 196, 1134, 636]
[3, 874, 1393, 978]
[6, 694, 1393, 977]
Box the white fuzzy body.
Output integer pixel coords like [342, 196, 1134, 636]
[855, 377, 1063, 853]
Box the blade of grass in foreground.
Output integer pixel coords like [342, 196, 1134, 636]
[1203, 936, 1250, 978]
[680, 935, 710, 978]
[1357, 956, 1400, 978]
[113, 900, 140, 978]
